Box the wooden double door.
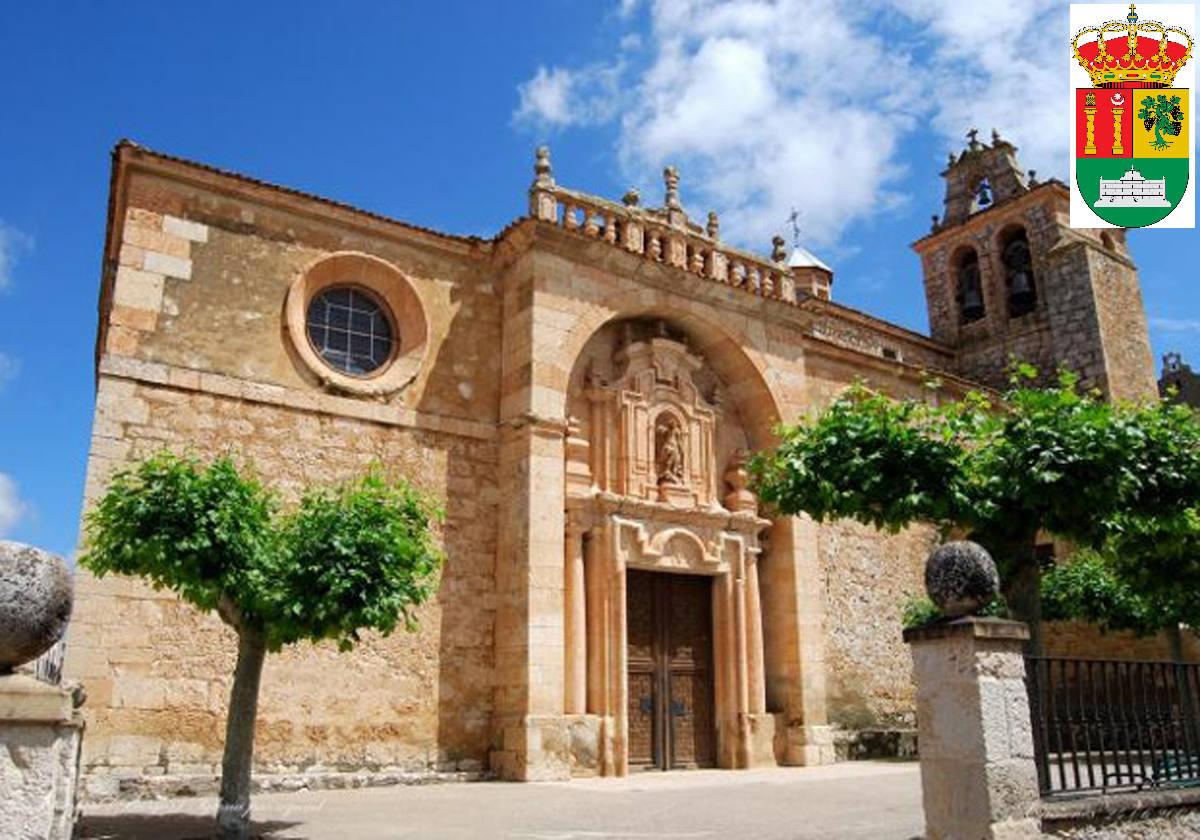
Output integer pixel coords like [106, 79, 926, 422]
[626, 569, 716, 770]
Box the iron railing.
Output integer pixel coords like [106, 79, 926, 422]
[1026, 656, 1200, 797]
[29, 639, 65, 686]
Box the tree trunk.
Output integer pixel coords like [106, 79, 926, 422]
[217, 628, 267, 840]
[998, 534, 1044, 657]
[1168, 623, 1186, 663]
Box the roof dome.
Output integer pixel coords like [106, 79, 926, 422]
[787, 245, 831, 273]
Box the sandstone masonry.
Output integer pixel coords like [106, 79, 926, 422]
[64, 137, 1159, 791]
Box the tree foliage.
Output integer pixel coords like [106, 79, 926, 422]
[82, 452, 443, 648]
[751, 369, 1200, 647]
[80, 451, 443, 839]
[1042, 514, 1200, 640]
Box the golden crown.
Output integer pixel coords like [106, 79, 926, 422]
[1073, 3, 1193, 87]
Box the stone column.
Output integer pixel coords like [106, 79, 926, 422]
[0, 675, 84, 840]
[761, 516, 834, 765]
[904, 617, 1042, 840]
[564, 525, 587, 715]
[746, 556, 766, 715]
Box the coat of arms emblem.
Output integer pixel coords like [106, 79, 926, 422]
[1072, 3, 1194, 227]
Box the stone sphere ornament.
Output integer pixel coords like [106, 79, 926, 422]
[924, 540, 999, 618]
[0, 541, 73, 672]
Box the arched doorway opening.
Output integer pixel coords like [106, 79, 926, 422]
[560, 315, 790, 774]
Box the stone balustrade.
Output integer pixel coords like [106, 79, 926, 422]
[530, 184, 798, 307]
[527, 147, 956, 374]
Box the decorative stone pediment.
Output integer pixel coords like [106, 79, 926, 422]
[589, 333, 719, 510]
[613, 515, 759, 576]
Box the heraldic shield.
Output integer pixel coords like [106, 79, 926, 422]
[1076, 87, 1190, 227]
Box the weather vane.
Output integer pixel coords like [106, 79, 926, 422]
[787, 207, 803, 248]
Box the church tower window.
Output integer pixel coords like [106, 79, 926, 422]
[955, 247, 985, 324]
[1000, 227, 1037, 318]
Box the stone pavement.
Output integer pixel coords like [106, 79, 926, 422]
[80, 761, 922, 839]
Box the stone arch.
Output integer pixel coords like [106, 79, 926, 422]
[952, 245, 984, 324]
[557, 296, 788, 450]
[558, 299, 827, 770]
[996, 223, 1037, 318]
[650, 527, 712, 568]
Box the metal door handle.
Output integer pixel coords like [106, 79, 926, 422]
[640, 696, 653, 715]
[671, 699, 686, 717]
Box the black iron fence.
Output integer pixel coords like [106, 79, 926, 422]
[30, 639, 65, 686]
[1026, 656, 1200, 797]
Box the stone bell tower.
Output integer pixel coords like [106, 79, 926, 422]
[912, 129, 1157, 401]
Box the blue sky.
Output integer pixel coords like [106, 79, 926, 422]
[1, 1, 1197, 557]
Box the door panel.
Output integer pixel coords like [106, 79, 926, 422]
[625, 569, 715, 770]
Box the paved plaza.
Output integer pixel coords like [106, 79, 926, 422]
[80, 761, 922, 840]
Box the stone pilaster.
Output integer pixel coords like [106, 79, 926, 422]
[904, 617, 1041, 840]
[0, 674, 84, 840]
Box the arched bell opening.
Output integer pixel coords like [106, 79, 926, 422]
[998, 225, 1038, 319]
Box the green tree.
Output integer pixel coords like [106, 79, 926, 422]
[1138, 93, 1184, 150]
[1044, 509, 1200, 660]
[751, 370, 1200, 654]
[80, 453, 443, 840]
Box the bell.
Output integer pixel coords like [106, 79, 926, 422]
[1010, 270, 1032, 297]
[976, 181, 993, 207]
[961, 281, 984, 319]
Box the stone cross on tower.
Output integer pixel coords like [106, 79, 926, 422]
[966, 128, 981, 150]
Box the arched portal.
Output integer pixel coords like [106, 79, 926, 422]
[558, 313, 819, 775]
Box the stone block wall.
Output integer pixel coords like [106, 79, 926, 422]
[67, 143, 1077, 790]
[67, 368, 499, 787]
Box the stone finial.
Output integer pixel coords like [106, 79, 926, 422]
[1027, 169, 1038, 186]
[991, 127, 1003, 145]
[534, 145, 554, 187]
[706, 211, 720, 239]
[723, 450, 758, 513]
[664, 165, 681, 210]
[947, 151, 957, 167]
[931, 214, 940, 232]
[924, 540, 999, 618]
[622, 187, 641, 207]
[0, 541, 73, 673]
[771, 234, 787, 263]
[966, 127, 982, 151]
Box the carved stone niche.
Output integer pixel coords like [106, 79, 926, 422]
[594, 335, 719, 510]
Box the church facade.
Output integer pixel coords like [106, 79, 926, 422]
[64, 133, 1156, 791]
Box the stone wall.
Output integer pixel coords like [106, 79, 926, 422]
[67, 369, 498, 791]
[819, 520, 936, 730]
[70, 143, 1119, 790]
[914, 182, 1156, 401]
[1045, 620, 1200, 662]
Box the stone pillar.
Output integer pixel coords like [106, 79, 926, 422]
[564, 525, 587, 715]
[746, 556, 766, 715]
[904, 617, 1042, 840]
[492, 417, 569, 781]
[0, 674, 84, 840]
[761, 516, 834, 766]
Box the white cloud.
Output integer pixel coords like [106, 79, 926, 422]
[0, 473, 27, 537]
[1151, 317, 1200, 333]
[513, 0, 1069, 251]
[0, 221, 33, 291]
[513, 63, 624, 129]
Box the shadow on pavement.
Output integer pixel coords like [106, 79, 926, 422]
[79, 813, 304, 840]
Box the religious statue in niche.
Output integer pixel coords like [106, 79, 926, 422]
[655, 415, 686, 486]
